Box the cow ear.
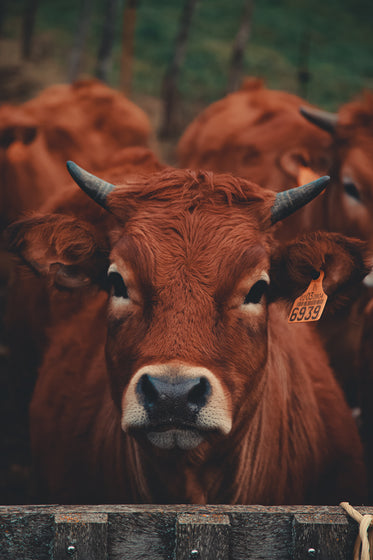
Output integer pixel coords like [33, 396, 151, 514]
[279, 148, 310, 181]
[6, 213, 108, 289]
[269, 232, 371, 310]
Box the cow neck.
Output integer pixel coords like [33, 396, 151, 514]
[230, 305, 328, 504]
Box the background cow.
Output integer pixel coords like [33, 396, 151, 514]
[359, 299, 373, 502]
[301, 91, 373, 250]
[177, 78, 332, 240]
[0, 78, 152, 229]
[178, 81, 373, 409]
[302, 93, 373, 500]
[7, 164, 369, 505]
[4, 147, 165, 443]
[299, 93, 373, 406]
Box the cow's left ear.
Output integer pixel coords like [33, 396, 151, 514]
[279, 148, 310, 181]
[269, 232, 371, 309]
[7, 213, 109, 289]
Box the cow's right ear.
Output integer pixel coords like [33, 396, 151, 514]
[6, 213, 108, 289]
[269, 232, 371, 312]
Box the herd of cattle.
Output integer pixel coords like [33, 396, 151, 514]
[2, 77, 373, 505]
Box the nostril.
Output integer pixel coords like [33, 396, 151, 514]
[188, 377, 211, 409]
[138, 374, 159, 408]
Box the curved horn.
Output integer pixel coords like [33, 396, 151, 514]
[271, 176, 330, 225]
[66, 161, 116, 209]
[300, 106, 338, 134]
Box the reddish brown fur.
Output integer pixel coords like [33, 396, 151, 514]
[7, 168, 368, 504]
[320, 92, 373, 247]
[359, 298, 373, 501]
[178, 82, 373, 409]
[5, 145, 165, 431]
[302, 93, 373, 406]
[0, 79, 152, 227]
[178, 79, 331, 184]
[177, 79, 334, 242]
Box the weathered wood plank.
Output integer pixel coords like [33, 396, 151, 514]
[0, 512, 54, 560]
[0, 505, 369, 560]
[1, 504, 372, 516]
[292, 513, 356, 560]
[109, 512, 176, 560]
[175, 513, 230, 560]
[230, 512, 293, 560]
[53, 512, 108, 560]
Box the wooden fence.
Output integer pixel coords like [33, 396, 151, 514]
[0, 504, 371, 560]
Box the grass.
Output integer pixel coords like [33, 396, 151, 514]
[3, 0, 373, 111]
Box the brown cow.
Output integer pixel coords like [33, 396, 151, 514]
[177, 82, 373, 408]
[177, 79, 334, 243]
[302, 94, 373, 500]
[7, 164, 369, 505]
[5, 147, 165, 432]
[299, 93, 373, 406]
[0, 78, 152, 228]
[178, 79, 330, 188]
[358, 298, 373, 501]
[301, 91, 373, 249]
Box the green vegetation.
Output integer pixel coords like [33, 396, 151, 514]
[4, 0, 373, 110]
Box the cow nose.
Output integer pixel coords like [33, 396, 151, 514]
[137, 374, 211, 422]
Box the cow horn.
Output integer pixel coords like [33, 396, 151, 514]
[271, 176, 330, 224]
[66, 161, 116, 209]
[300, 106, 338, 134]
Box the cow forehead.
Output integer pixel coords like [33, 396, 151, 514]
[110, 207, 270, 291]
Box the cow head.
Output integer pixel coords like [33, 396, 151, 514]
[8, 164, 369, 453]
[301, 96, 373, 252]
[177, 82, 332, 194]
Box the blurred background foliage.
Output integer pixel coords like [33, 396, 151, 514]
[1, 0, 372, 111]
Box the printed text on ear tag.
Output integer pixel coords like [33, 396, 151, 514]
[288, 270, 328, 323]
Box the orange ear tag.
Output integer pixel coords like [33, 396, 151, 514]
[288, 270, 328, 323]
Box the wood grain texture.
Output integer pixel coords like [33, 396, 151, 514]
[0, 505, 370, 559]
[0, 512, 54, 560]
[175, 513, 230, 560]
[292, 513, 356, 560]
[53, 512, 108, 560]
[109, 512, 175, 560]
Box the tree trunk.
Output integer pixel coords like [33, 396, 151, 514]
[21, 0, 39, 60]
[297, 29, 311, 99]
[95, 0, 119, 83]
[227, 0, 254, 93]
[68, 0, 92, 83]
[0, 0, 8, 38]
[120, 0, 138, 95]
[159, 0, 198, 139]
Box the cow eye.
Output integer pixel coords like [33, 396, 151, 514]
[108, 270, 129, 299]
[343, 178, 361, 201]
[244, 280, 268, 305]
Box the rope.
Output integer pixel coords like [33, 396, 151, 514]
[340, 502, 373, 560]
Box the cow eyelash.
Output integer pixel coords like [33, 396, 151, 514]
[244, 279, 268, 305]
[107, 271, 129, 299]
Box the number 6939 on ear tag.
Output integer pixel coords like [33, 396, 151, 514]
[288, 270, 328, 323]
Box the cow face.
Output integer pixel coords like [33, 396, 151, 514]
[301, 99, 373, 250]
[325, 145, 373, 251]
[104, 202, 272, 450]
[8, 167, 369, 453]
